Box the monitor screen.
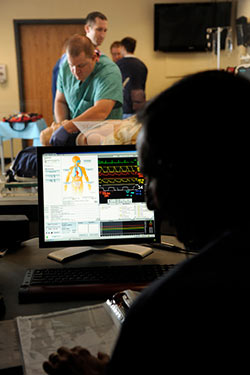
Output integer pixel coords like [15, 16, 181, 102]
[154, 2, 232, 52]
[37, 145, 160, 248]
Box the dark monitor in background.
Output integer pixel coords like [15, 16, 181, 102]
[154, 2, 232, 52]
[236, 64, 250, 81]
[37, 145, 160, 259]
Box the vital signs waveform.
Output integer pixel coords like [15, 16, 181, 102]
[98, 158, 138, 165]
[99, 166, 140, 179]
[98, 156, 145, 203]
[100, 221, 146, 236]
[99, 177, 139, 184]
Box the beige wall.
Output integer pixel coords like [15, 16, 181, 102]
[0, 0, 249, 155]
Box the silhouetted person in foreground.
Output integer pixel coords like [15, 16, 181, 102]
[44, 70, 250, 375]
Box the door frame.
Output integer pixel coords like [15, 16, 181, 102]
[13, 19, 85, 112]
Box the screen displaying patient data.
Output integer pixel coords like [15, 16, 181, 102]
[41, 148, 156, 243]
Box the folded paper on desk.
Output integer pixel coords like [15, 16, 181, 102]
[0, 320, 22, 370]
[2, 290, 139, 375]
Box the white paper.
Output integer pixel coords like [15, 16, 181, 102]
[0, 319, 22, 369]
[16, 303, 120, 375]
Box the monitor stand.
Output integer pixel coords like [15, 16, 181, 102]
[47, 244, 154, 263]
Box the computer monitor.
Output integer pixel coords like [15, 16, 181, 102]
[37, 145, 160, 257]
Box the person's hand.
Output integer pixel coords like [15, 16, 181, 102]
[43, 346, 110, 375]
[51, 121, 62, 132]
[49, 126, 71, 146]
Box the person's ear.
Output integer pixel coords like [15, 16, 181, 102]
[84, 24, 89, 35]
[93, 52, 99, 62]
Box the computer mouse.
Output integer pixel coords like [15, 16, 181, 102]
[0, 294, 6, 318]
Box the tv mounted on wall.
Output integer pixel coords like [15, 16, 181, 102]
[154, 2, 232, 52]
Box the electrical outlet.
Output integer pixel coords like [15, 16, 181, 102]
[0, 64, 7, 83]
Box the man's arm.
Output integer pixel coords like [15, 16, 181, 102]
[63, 98, 116, 133]
[49, 98, 116, 146]
[54, 90, 70, 123]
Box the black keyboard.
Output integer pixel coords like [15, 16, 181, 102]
[19, 264, 174, 303]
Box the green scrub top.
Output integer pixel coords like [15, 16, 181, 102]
[57, 54, 123, 120]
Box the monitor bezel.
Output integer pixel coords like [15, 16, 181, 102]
[37, 145, 160, 249]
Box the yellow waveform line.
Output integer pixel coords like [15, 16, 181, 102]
[99, 178, 138, 184]
[99, 166, 137, 173]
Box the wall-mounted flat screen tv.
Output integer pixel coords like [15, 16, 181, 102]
[154, 2, 232, 52]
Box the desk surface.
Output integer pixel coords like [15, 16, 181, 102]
[0, 237, 188, 320]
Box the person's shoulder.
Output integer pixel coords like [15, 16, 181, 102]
[128, 240, 225, 317]
[116, 57, 126, 66]
[131, 57, 147, 70]
[97, 54, 122, 76]
[58, 57, 70, 76]
[99, 54, 115, 66]
[118, 57, 147, 70]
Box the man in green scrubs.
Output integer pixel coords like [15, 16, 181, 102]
[50, 34, 123, 146]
